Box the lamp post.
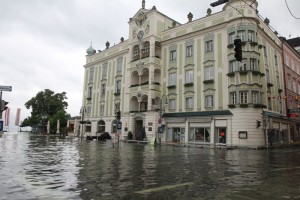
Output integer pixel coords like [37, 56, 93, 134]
[79, 106, 86, 138]
[41, 114, 48, 134]
[157, 95, 168, 144]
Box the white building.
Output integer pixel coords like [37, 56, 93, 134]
[81, 0, 290, 147]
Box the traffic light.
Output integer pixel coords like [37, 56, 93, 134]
[0, 100, 8, 112]
[234, 38, 242, 61]
[210, 0, 229, 7]
[256, 120, 261, 128]
[116, 111, 121, 120]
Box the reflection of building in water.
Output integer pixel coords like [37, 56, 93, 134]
[79, 0, 299, 148]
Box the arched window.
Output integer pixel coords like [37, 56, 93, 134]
[132, 45, 140, 61]
[142, 41, 150, 58]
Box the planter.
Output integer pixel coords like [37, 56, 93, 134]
[253, 104, 267, 108]
[167, 85, 176, 89]
[203, 79, 214, 84]
[227, 43, 234, 48]
[227, 72, 235, 77]
[228, 104, 236, 108]
[184, 82, 194, 87]
[240, 104, 248, 108]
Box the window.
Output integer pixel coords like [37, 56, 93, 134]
[230, 92, 237, 104]
[186, 45, 193, 57]
[250, 58, 258, 71]
[264, 46, 268, 57]
[237, 31, 246, 42]
[133, 45, 140, 60]
[229, 60, 238, 72]
[205, 40, 213, 52]
[100, 105, 105, 114]
[240, 91, 248, 104]
[170, 50, 177, 61]
[293, 79, 296, 92]
[287, 76, 291, 90]
[247, 30, 255, 42]
[286, 55, 289, 66]
[186, 97, 194, 109]
[88, 86, 92, 99]
[86, 106, 91, 115]
[228, 33, 235, 44]
[205, 95, 214, 107]
[169, 99, 176, 110]
[143, 42, 150, 56]
[266, 69, 270, 83]
[169, 73, 177, 86]
[274, 55, 278, 66]
[116, 80, 121, 93]
[115, 102, 120, 112]
[117, 59, 123, 73]
[276, 76, 280, 90]
[292, 60, 295, 71]
[89, 67, 94, 82]
[252, 91, 259, 104]
[101, 84, 106, 96]
[205, 65, 214, 80]
[298, 82, 300, 95]
[240, 59, 247, 71]
[268, 97, 272, 110]
[185, 70, 194, 83]
[102, 64, 107, 79]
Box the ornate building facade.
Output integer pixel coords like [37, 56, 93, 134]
[81, 0, 294, 147]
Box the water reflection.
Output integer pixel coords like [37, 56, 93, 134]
[0, 132, 300, 200]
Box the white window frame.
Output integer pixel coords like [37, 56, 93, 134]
[102, 64, 107, 79]
[116, 80, 121, 93]
[205, 95, 214, 108]
[186, 97, 194, 109]
[100, 105, 105, 114]
[252, 91, 259, 104]
[247, 30, 255, 42]
[170, 50, 176, 61]
[229, 33, 235, 44]
[240, 91, 248, 104]
[230, 92, 237, 104]
[169, 73, 177, 86]
[101, 84, 106, 96]
[186, 45, 193, 57]
[238, 30, 246, 42]
[169, 99, 176, 110]
[89, 67, 94, 82]
[205, 40, 213, 52]
[229, 60, 238, 72]
[185, 69, 194, 83]
[205, 65, 214, 80]
[117, 59, 123, 73]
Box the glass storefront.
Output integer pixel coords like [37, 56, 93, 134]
[189, 127, 210, 143]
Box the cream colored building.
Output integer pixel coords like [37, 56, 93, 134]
[81, 0, 290, 147]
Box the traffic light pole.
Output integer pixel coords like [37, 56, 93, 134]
[0, 91, 2, 120]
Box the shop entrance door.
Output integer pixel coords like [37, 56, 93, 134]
[215, 128, 226, 144]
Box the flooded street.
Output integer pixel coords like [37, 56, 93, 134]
[0, 132, 300, 200]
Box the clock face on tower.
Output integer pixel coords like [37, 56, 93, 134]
[137, 30, 144, 40]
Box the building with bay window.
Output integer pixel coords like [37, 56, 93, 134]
[80, 0, 294, 147]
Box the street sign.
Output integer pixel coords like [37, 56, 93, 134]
[0, 86, 12, 92]
[117, 121, 122, 130]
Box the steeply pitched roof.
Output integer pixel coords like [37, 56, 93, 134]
[287, 37, 300, 47]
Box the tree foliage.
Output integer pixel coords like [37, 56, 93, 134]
[21, 89, 70, 130]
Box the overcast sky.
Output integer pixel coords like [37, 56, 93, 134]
[0, 0, 299, 130]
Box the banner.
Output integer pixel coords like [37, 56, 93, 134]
[4, 107, 10, 127]
[15, 108, 21, 126]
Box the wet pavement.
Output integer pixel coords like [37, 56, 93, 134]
[0, 132, 300, 200]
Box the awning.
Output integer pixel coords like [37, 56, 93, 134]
[162, 110, 233, 118]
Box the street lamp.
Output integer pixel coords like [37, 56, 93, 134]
[79, 106, 86, 138]
[157, 95, 168, 144]
[41, 114, 48, 134]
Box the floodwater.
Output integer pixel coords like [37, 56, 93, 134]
[0, 132, 300, 200]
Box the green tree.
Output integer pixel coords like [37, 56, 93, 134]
[21, 89, 70, 131]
